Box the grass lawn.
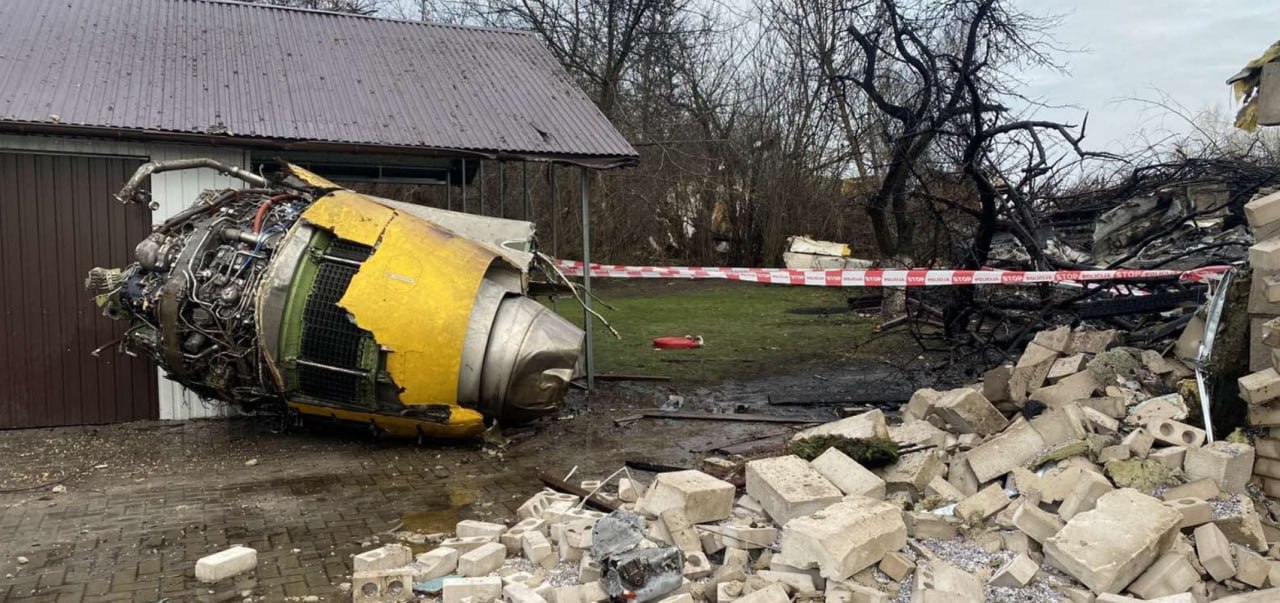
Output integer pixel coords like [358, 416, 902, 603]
[547, 280, 910, 382]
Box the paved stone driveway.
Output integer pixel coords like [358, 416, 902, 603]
[0, 384, 795, 603]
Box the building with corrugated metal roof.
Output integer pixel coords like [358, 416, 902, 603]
[0, 0, 635, 428]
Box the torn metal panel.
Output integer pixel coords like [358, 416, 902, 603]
[88, 159, 584, 439]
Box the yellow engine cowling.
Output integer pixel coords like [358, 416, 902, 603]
[255, 166, 583, 438]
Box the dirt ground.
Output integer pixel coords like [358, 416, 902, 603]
[0, 357, 951, 603]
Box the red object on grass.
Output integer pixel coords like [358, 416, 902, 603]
[653, 335, 704, 350]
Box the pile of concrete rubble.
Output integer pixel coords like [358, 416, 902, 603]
[348, 323, 1280, 602]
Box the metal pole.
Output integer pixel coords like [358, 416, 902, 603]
[446, 172, 452, 211]
[550, 165, 559, 258]
[478, 161, 485, 216]
[580, 167, 594, 391]
[498, 161, 506, 218]
[522, 162, 530, 220]
[460, 158, 468, 213]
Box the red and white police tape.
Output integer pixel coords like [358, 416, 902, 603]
[551, 260, 1231, 288]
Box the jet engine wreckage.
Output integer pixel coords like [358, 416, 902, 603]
[87, 159, 585, 439]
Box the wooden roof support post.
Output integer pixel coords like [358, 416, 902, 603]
[580, 166, 594, 391]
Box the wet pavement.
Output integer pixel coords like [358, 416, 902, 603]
[0, 359, 946, 602]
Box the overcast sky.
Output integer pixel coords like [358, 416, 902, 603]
[1018, 0, 1279, 152]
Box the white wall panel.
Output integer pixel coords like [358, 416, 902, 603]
[0, 134, 249, 420]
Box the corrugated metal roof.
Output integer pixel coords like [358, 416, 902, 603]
[0, 0, 637, 166]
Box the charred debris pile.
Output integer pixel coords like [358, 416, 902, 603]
[905, 155, 1280, 366]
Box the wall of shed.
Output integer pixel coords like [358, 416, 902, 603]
[0, 134, 249, 421]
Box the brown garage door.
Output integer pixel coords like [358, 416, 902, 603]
[0, 152, 158, 428]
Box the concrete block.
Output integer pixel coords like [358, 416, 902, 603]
[1048, 353, 1089, 382]
[660, 509, 702, 554]
[1247, 189, 1280, 230]
[746, 455, 842, 525]
[416, 547, 460, 581]
[923, 476, 964, 503]
[1045, 489, 1182, 594]
[459, 542, 507, 577]
[719, 523, 777, 550]
[1012, 500, 1064, 544]
[1147, 419, 1205, 448]
[791, 410, 890, 443]
[442, 536, 500, 554]
[1257, 437, 1280, 460]
[932, 388, 1008, 435]
[983, 366, 1013, 403]
[683, 551, 713, 579]
[579, 581, 608, 603]
[1083, 407, 1120, 434]
[636, 470, 736, 524]
[912, 559, 983, 601]
[888, 421, 949, 449]
[1081, 396, 1127, 419]
[777, 497, 906, 580]
[354, 568, 415, 603]
[502, 519, 548, 555]
[876, 451, 945, 495]
[505, 583, 548, 603]
[522, 531, 556, 570]
[946, 454, 980, 497]
[1039, 457, 1105, 504]
[619, 478, 646, 503]
[459, 520, 509, 539]
[1252, 239, 1280, 273]
[810, 448, 886, 500]
[1164, 497, 1212, 528]
[1236, 544, 1270, 587]
[715, 581, 743, 603]
[1121, 429, 1154, 458]
[579, 556, 602, 583]
[877, 552, 915, 581]
[1213, 496, 1269, 552]
[195, 545, 257, 583]
[989, 553, 1038, 588]
[561, 520, 594, 549]
[1160, 478, 1219, 502]
[444, 577, 504, 603]
[1125, 552, 1198, 600]
[1257, 475, 1280, 498]
[1098, 445, 1130, 463]
[903, 388, 942, 422]
[1149, 446, 1186, 469]
[1241, 369, 1280, 404]
[756, 569, 819, 594]
[905, 511, 959, 540]
[1183, 441, 1254, 494]
[734, 583, 788, 603]
[518, 490, 579, 520]
[1032, 370, 1101, 409]
[954, 483, 1010, 522]
[1194, 523, 1236, 581]
[1248, 400, 1280, 426]
[1070, 328, 1120, 354]
[354, 543, 412, 572]
[658, 595, 695, 603]
[965, 421, 1048, 483]
[1126, 394, 1189, 427]
[1059, 471, 1114, 521]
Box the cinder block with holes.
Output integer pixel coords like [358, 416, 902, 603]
[1147, 419, 1205, 448]
[354, 567, 415, 603]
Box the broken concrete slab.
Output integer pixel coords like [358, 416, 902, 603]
[1125, 394, 1189, 427]
[912, 558, 984, 601]
[983, 366, 1013, 403]
[902, 388, 942, 423]
[810, 448, 886, 500]
[776, 497, 906, 581]
[1032, 370, 1101, 409]
[1058, 471, 1115, 521]
[1011, 500, 1064, 544]
[745, 455, 843, 526]
[636, 470, 736, 524]
[1045, 488, 1182, 594]
[1212, 496, 1269, 552]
